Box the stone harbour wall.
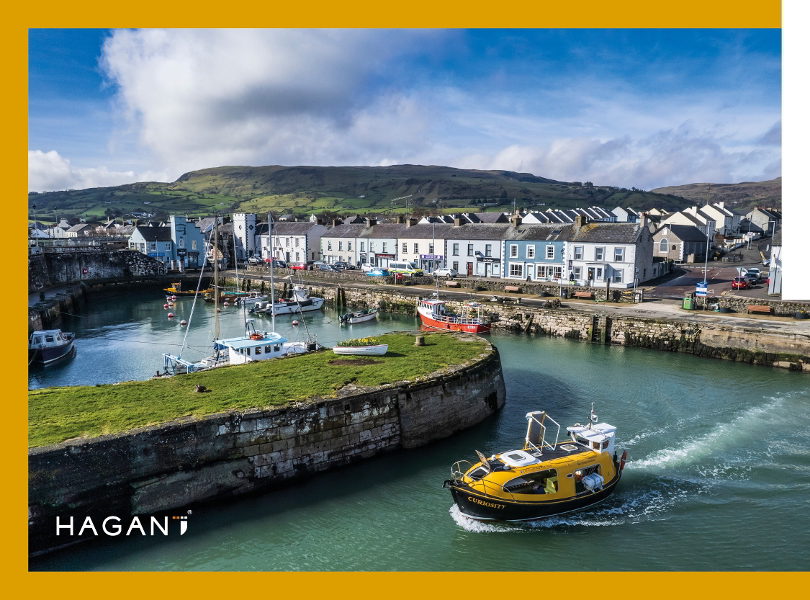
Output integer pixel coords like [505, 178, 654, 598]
[29, 249, 167, 292]
[28, 336, 506, 555]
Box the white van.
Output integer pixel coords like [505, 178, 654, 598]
[387, 261, 424, 276]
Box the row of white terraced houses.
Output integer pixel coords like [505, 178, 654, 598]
[312, 214, 662, 289]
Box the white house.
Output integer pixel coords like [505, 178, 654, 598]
[397, 221, 454, 272]
[611, 206, 640, 223]
[661, 210, 717, 240]
[359, 222, 401, 268]
[566, 217, 655, 288]
[700, 202, 739, 236]
[443, 223, 510, 277]
[320, 222, 367, 265]
[259, 221, 328, 264]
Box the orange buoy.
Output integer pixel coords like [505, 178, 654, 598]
[292, 320, 300, 326]
[171, 295, 177, 300]
[163, 304, 169, 309]
[168, 313, 175, 318]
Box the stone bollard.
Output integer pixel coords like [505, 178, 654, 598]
[414, 335, 425, 346]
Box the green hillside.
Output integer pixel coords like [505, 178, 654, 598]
[28, 164, 696, 222]
[652, 177, 781, 213]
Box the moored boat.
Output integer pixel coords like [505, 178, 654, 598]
[417, 299, 491, 333]
[29, 329, 76, 365]
[251, 285, 325, 316]
[163, 282, 212, 296]
[444, 405, 627, 521]
[332, 344, 388, 356]
[339, 308, 379, 324]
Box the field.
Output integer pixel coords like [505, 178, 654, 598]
[652, 177, 781, 213]
[28, 333, 489, 447]
[28, 164, 698, 223]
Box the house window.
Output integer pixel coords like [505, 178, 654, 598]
[596, 267, 603, 279]
[165, 243, 171, 250]
[348, 241, 352, 251]
[509, 263, 523, 277]
[536, 265, 546, 278]
[527, 245, 536, 259]
[467, 244, 474, 256]
[402, 243, 408, 253]
[178, 238, 185, 249]
[552, 266, 562, 279]
[149, 242, 156, 251]
[370, 242, 376, 251]
[613, 269, 623, 283]
[452, 261, 459, 271]
[285, 238, 290, 247]
[192, 240, 197, 250]
[328, 241, 332, 251]
[614, 247, 625, 261]
[659, 239, 668, 253]
[485, 244, 492, 257]
[360, 242, 365, 251]
[296, 252, 300, 262]
[295, 238, 299, 247]
[546, 245, 554, 259]
[338, 241, 343, 251]
[573, 266, 582, 279]
[595, 247, 604, 261]
[414, 243, 419, 254]
[574, 246, 583, 260]
[453, 243, 459, 256]
[509, 244, 518, 258]
[382, 242, 388, 253]
[429, 243, 434, 254]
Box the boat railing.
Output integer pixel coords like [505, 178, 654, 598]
[450, 460, 473, 481]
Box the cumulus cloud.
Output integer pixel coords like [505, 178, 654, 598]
[28, 150, 168, 192]
[99, 29, 446, 175]
[455, 123, 782, 189]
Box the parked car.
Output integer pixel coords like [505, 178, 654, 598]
[333, 261, 350, 271]
[433, 267, 458, 277]
[246, 256, 262, 265]
[731, 276, 749, 290]
[264, 258, 287, 268]
[290, 262, 309, 270]
[744, 267, 761, 282]
[360, 263, 375, 272]
[387, 261, 424, 277]
[366, 268, 389, 277]
[317, 263, 338, 272]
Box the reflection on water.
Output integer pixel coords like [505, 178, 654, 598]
[29, 288, 810, 571]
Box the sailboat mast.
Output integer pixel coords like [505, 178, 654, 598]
[214, 215, 220, 340]
[269, 211, 275, 333]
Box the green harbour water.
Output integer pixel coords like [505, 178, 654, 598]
[29, 290, 810, 571]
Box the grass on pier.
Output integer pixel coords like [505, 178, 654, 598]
[28, 333, 489, 448]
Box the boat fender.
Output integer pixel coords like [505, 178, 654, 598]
[619, 450, 628, 472]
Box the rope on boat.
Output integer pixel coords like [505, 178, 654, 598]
[177, 230, 214, 360]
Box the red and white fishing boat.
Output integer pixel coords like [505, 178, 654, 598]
[417, 299, 491, 333]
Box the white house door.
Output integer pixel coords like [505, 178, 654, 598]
[527, 265, 534, 280]
[587, 267, 595, 283]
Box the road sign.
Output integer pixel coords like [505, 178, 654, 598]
[696, 281, 708, 297]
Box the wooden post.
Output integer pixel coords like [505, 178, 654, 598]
[414, 335, 425, 346]
[605, 279, 611, 303]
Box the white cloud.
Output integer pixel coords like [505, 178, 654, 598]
[99, 29, 446, 175]
[28, 150, 169, 192]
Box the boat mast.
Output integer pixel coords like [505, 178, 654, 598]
[214, 214, 220, 340]
[268, 211, 275, 333]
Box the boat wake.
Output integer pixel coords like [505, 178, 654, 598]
[628, 396, 786, 471]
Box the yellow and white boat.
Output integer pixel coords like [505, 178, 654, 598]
[444, 405, 627, 521]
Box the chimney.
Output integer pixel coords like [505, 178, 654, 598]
[453, 217, 462, 226]
[365, 217, 377, 227]
[407, 218, 417, 227]
[396, 215, 405, 224]
[332, 218, 343, 227]
[575, 214, 587, 229]
[510, 214, 522, 226]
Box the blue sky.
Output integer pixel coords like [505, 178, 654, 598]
[28, 28, 781, 192]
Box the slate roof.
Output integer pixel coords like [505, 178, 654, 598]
[67, 223, 91, 233]
[443, 224, 510, 240]
[321, 223, 369, 238]
[569, 222, 644, 243]
[396, 224, 457, 239]
[261, 221, 322, 235]
[504, 224, 574, 241]
[654, 224, 710, 242]
[133, 226, 173, 242]
[473, 212, 509, 223]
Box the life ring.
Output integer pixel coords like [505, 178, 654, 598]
[619, 450, 628, 471]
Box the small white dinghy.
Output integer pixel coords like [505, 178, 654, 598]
[332, 344, 388, 356]
[339, 308, 379, 324]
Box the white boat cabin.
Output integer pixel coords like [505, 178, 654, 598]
[29, 329, 70, 348]
[567, 422, 617, 455]
[217, 319, 288, 365]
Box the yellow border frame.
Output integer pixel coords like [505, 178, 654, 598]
[14, 0, 806, 595]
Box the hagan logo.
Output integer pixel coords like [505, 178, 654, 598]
[56, 512, 190, 537]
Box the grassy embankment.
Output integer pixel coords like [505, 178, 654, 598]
[28, 333, 489, 448]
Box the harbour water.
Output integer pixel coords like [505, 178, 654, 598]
[29, 289, 810, 570]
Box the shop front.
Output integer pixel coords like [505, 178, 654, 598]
[419, 254, 443, 273]
[373, 253, 396, 268]
[475, 256, 501, 278]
